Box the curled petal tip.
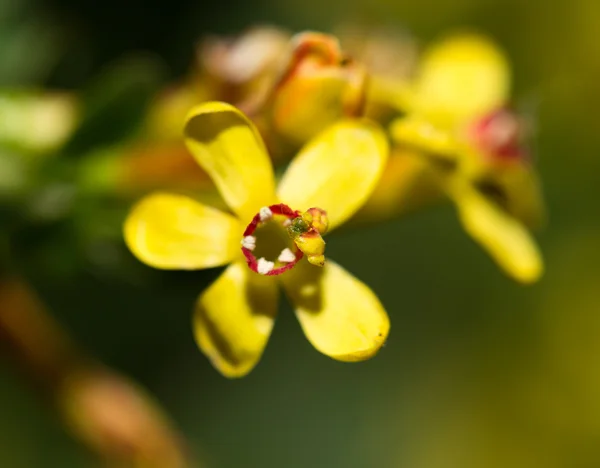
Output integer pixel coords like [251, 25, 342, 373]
[307, 255, 325, 267]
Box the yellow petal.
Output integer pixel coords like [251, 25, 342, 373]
[414, 33, 510, 124]
[490, 163, 546, 229]
[124, 192, 241, 270]
[450, 181, 543, 283]
[183, 102, 276, 222]
[389, 116, 461, 159]
[277, 119, 388, 230]
[194, 261, 278, 377]
[272, 71, 362, 144]
[281, 259, 389, 362]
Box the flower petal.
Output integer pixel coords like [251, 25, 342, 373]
[490, 163, 546, 229]
[194, 261, 279, 377]
[450, 181, 543, 283]
[389, 116, 461, 160]
[183, 102, 276, 222]
[414, 33, 510, 125]
[124, 192, 241, 270]
[281, 259, 389, 361]
[277, 119, 388, 230]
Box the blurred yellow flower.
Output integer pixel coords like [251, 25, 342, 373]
[145, 25, 292, 144]
[389, 33, 545, 283]
[124, 102, 390, 377]
[142, 29, 367, 171]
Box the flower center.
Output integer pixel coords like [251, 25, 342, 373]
[241, 204, 303, 276]
[470, 108, 525, 161]
[241, 204, 329, 275]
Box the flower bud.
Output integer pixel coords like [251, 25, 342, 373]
[269, 32, 367, 145]
[303, 207, 329, 234]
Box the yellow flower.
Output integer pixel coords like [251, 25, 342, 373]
[389, 33, 545, 284]
[124, 102, 390, 377]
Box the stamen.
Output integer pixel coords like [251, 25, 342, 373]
[278, 248, 296, 263]
[259, 206, 273, 222]
[257, 257, 275, 275]
[241, 235, 256, 251]
[286, 207, 328, 267]
[282, 218, 292, 227]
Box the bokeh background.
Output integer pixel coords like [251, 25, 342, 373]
[1, 0, 600, 467]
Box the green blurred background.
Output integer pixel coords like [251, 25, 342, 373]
[1, 0, 600, 466]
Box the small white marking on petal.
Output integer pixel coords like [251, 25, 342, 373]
[241, 236, 256, 250]
[257, 257, 275, 275]
[278, 248, 296, 263]
[282, 218, 292, 227]
[259, 206, 273, 222]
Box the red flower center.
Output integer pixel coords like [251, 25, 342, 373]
[241, 203, 304, 276]
[470, 108, 526, 161]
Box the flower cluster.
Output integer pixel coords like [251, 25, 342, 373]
[123, 26, 546, 377]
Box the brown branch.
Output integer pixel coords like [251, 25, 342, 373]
[0, 277, 197, 468]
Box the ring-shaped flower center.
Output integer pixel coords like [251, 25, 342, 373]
[470, 108, 524, 161]
[241, 203, 304, 276]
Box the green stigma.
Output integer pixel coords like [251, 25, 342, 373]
[287, 217, 310, 238]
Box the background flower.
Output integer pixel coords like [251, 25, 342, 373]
[359, 33, 545, 283]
